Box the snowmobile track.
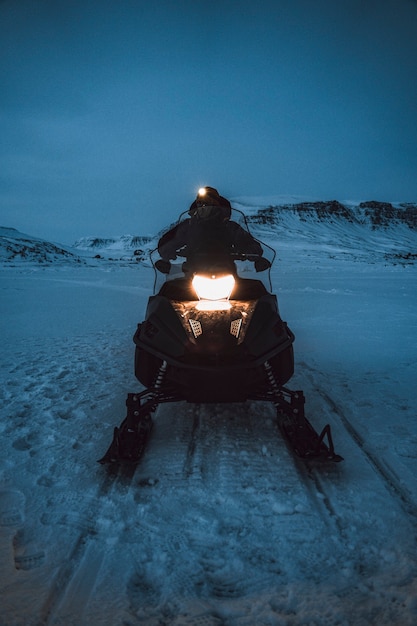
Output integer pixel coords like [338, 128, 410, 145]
[37, 391, 416, 625]
[182, 404, 202, 479]
[276, 432, 348, 546]
[301, 362, 417, 525]
[317, 386, 417, 523]
[38, 462, 138, 625]
[299, 462, 346, 538]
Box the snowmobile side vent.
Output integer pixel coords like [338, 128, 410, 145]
[189, 319, 203, 338]
[230, 318, 242, 338]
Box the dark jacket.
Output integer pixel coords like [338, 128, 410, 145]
[158, 216, 263, 270]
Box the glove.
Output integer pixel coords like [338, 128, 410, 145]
[155, 259, 171, 274]
[254, 257, 271, 272]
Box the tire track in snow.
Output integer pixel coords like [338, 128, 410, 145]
[38, 462, 138, 625]
[306, 390, 417, 608]
[173, 401, 278, 603]
[301, 361, 417, 523]
[272, 395, 350, 548]
[182, 404, 202, 479]
[277, 381, 417, 621]
[318, 386, 417, 522]
[118, 402, 203, 615]
[289, 454, 347, 542]
[41, 391, 405, 625]
[120, 402, 268, 617]
[190, 402, 299, 599]
[128, 400, 344, 614]
[295, 360, 417, 602]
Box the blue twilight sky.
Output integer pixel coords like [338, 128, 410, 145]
[1, 0, 417, 244]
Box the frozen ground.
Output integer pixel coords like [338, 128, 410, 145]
[1, 212, 417, 625]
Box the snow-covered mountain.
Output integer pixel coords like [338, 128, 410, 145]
[241, 198, 417, 264]
[2, 199, 416, 266]
[234, 196, 417, 228]
[73, 234, 155, 257]
[0, 227, 157, 266]
[0, 227, 83, 265]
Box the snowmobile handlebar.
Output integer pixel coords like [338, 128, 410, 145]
[226, 253, 272, 272]
[229, 252, 260, 261]
[154, 254, 271, 275]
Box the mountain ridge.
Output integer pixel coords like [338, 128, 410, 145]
[243, 199, 417, 230]
[1, 199, 416, 265]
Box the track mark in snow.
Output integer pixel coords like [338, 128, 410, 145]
[318, 386, 417, 522]
[293, 362, 417, 600]
[182, 404, 202, 478]
[0, 489, 25, 527]
[120, 400, 352, 621]
[12, 527, 46, 571]
[38, 466, 137, 625]
[0, 489, 46, 571]
[288, 457, 347, 545]
[300, 361, 417, 522]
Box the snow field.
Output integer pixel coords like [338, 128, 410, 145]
[1, 229, 417, 624]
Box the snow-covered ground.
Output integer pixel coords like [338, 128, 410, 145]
[1, 205, 417, 625]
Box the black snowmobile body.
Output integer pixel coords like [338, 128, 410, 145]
[134, 276, 294, 404]
[99, 209, 342, 465]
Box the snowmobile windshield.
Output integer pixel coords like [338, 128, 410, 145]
[151, 208, 275, 296]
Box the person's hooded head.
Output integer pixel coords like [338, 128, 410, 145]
[188, 186, 232, 220]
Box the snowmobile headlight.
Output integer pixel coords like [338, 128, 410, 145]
[192, 274, 235, 311]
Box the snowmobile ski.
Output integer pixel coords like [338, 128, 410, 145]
[275, 389, 343, 462]
[262, 361, 343, 462]
[98, 393, 153, 464]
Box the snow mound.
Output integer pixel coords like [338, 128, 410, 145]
[72, 234, 157, 262]
[73, 234, 154, 252]
[0, 227, 83, 266]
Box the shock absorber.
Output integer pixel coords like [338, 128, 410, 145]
[126, 361, 168, 430]
[264, 360, 282, 402]
[152, 360, 167, 392]
[264, 360, 305, 424]
[125, 361, 168, 432]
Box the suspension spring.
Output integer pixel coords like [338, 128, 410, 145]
[153, 360, 167, 393]
[264, 360, 281, 402]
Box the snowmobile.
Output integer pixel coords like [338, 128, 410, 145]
[99, 208, 342, 465]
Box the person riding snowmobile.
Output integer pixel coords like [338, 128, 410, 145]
[98, 184, 342, 465]
[157, 186, 270, 274]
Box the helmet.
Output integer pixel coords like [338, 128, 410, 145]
[189, 186, 232, 219]
[196, 186, 221, 205]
